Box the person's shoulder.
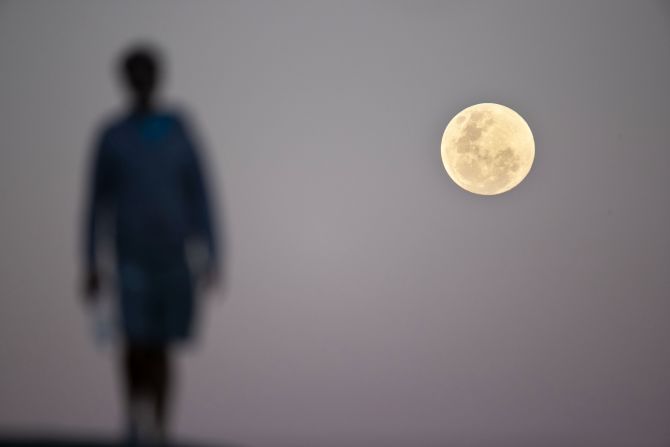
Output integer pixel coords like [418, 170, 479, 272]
[158, 105, 198, 130]
[95, 111, 131, 142]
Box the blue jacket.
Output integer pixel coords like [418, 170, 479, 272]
[84, 110, 217, 341]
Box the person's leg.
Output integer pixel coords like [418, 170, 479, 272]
[122, 344, 149, 442]
[147, 345, 171, 441]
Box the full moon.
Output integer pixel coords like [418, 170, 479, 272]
[441, 103, 534, 195]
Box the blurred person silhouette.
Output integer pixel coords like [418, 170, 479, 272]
[82, 44, 218, 445]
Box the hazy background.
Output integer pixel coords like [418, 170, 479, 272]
[1, 1, 670, 446]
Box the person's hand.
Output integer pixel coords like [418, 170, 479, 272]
[198, 264, 222, 295]
[83, 270, 101, 305]
[201, 266, 218, 291]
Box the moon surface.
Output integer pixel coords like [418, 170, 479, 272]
[441, 103, 535, 195]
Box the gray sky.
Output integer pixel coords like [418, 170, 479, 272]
[1, 1, 669, 446]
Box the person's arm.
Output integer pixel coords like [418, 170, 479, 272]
[180, 117, 219, 282]
[83, 130, 114, 301]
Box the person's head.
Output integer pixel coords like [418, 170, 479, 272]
[119, 44, 163, 112]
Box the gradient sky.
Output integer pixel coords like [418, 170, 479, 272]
[1, 1, 669, 446]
